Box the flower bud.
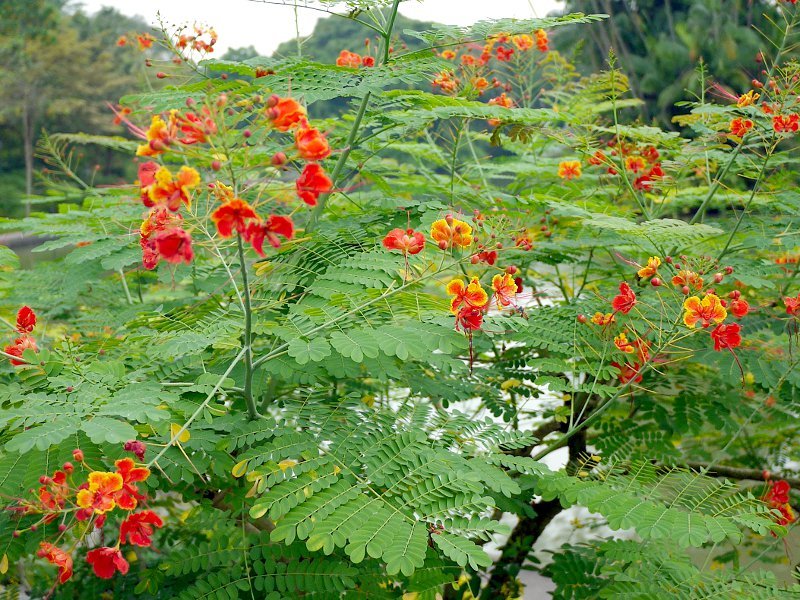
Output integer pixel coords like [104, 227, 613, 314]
[243, 129, 252, 138]
[58, 524, 67, 532]
[438, 240, 448, 250]
[63, 462, 74, 473]
[725, 266, 734, 275]
[271, 152, 287, 166]
[72, 449, 84, 462]
[681, 285, 690, 295]
[650, 277, 661, 287]
[211, 160, 221, 171]
[445, 214, 454, 225]
[471, 255, 479, 264]
[156, 71, 167, 79]
[713, 273, 724, 284]
[506, 265, 517, 274]
[267, 94, 280, 108]
[12, 531, 20, 538]
[577, 314, 587, 324]
[544, 231, 552, 238]
[186, 97, 195, 108]
[39, 475, 51, 485]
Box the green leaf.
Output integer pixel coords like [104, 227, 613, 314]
[81, 417, 138, 444]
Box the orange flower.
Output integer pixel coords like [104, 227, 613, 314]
[382, 228, 426, 255]
[136, 113, 177, 157]
[471, 76, 489, 91]
[447, 277, 488, 314]
[736, 90, 759, 108]
[244, 215, 295, 256]
[612, 361, 642, 384]
[267, 97, 307, 131]
[136, 33, 154, 50]
[637, 256, 661, 279]
[535, 29, 548, 52]
[336, 50, 362, 68]
[488, 93, 513, 109]
[784, 294, 800, 316]
[114, 458, 150, 511]
[591, 312, 615, 326]
[611, 282, 636, 314]
[456, 306, 484, 331]
[730, 118, 754, 137]
[710, 323, 741, 351]
[430, 218, 472, 249]
[86, 547, 129, 579]
[671, 270, 704, 290]
[558, 160, 581, 180]
[76, 471, 124, 514]
[37, 542, 73, 584]
[624, 156, 646, 173]
[296, 163, 333, 206]
[773, 114, 799, 133]
[146, 166, 200, 211]
[511, 34, 533, 51]
[492, 273, 517, 307]
[614, 331, 635, 353]
[440, 50, 456, 60]
[211, 198, 259, 238]
[433, 71, 459, 94]
[683, 294, 727, 328]
[116, 35, 127, 47]
[295, 122, 331, 161]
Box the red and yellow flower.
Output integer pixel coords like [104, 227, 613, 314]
[295, 122, 331, 161]
[492, 273, 517, 307]
[382, 228, 426, 255]
[37, 542, 73, 584]
[136, 113, 177, 157]
[86, 547, 129, 579]
[683, 293, 727, 328]
[431, 218, 473, 249]
[611, 282, 637, 314]
[557, 160, 581, 180]
[730, 118, 754, 137]
[591, 312, 615, 326]
[710, 323, 741, 351]
[211, 198, 259, 237]
[76, 471, 124, 514]
[447, 277, 489, 314]
[119, 510, 164, 547]
[244, 215, 295, 256]
[114, 458, 150, 511]
[145, 165, 200, 211]
[267, 96, 307, 131]
[637, 256, 660, 279]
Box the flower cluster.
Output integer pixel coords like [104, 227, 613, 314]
[4, 306, 38, 366]
[587, 139, 664, 190]
[336, 49, 375, 68]
[9, 443, 163, 584]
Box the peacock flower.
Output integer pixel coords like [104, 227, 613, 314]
[86, 547, 129, 579]
[146, 166, 200, 211]
[710, 323, 741, 351]
[671, 270, 704, 290]
[295, 122, 331, 161]
[785, 294, 800, 316]
[729, 298, 750, 319]
[296, 163, 333, 206]
[5, 335, 38, 366]
[456, 306, 484, 332]
[535, 29, 548, 52]
[591, 312, 615, 326]
[76, 471, 124, 514]
[382, 228, 426, 255]
[154, 228, 194, 265]
[336, 50, 362, 68]
[15, 306, 36, 333]
[430, 218, 473, 249]
[614, 331, 635, 354]
[511, 34, 533, 51]
[773, 114, 799, 133]
[178, 107, 217, 144]
[730, 118, 754, 137]
[736, 90, 759, 108]
[211, 198, 259, 237]
[557, 160, 582, 180]
[119, 510, 164, 547]
[611, 282, 637, 314]
[267, 96, 307, 131]
[136, 112, 177, 157]
[624, 156, 646, 173]
[37, 543, 73, 584]
[637, 256, 661, 279]
[114, 458, 150, 511]
[683, 294, 727, 328]
[492, 273, 517, 307]
[244, 215, 295, 256]
[447, 277, 489, 314]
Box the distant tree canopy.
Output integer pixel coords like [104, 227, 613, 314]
[556, 0, 786, 127]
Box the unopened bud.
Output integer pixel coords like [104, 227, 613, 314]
[681, 286, 690, 295]
[725, 266, 734, 275]
[62, 462, 74, 473]
[445, 214, 454, 225]
[267, 94, 280, 108]
[156, 71, 167, 79]
[577, 314, 587, 324]
[438, 240, 448, 250]
[39, 476, 51, 485]
[186, 97, 195, 108]
[72, 449, 84, 462]
[58, 524, 67, 532]
[714, 273, 724, 284]
[650, 277, 661, 287]
[211, 160, 221, 171]
[271, 152, 287, 166]
[506, 265, 517, 274]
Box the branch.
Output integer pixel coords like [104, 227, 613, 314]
[685, 461, 800, 488]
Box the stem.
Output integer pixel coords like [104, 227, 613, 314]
[237, 234, 260, 420]
[306, 0, 402, 229]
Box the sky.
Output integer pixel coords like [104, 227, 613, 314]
[76, 0, 565, 55]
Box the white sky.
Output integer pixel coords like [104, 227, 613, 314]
[75, 0, 564, 55]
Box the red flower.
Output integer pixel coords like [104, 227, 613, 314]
[5, 335, 37, 366]
[37, 542, 73, 584]
[178, 107, 216, 144]
[768, 480, 791, 505]
[495, 46, 514, 61]
[211, 198, 259, 237]
[784, 294, 800, 316]
[295, 122, 331, 161]
[773, 114, 799, 133]
[114, 458, 150, 511]
[456, 306, 484, 331]
[710, 323, 742, 351]
[244, 215, 295, 256]
[382, 228, 426, 255]
[730, 118, 754, 137]
[361, 56, 375, 67]
[611, 361, 642, 384]
[119, 510, 164, 547]
[476, 250, 498, 265]
[86, 547, 129, 579]
[611, 282, 637, 314]
[729, 298, 750, 318]
[154, 228, 194, 265]
[15, 306, 36, 333]
[267, 97, 306, 131]
[296, 163, 333, 206]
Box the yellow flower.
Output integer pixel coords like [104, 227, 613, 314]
[683, 294, 727, 328]
[637, 256, 661, 279]
[737, 90, 760, 108]
[557, 160, 581, 180]
[431, 218, 472, 249]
